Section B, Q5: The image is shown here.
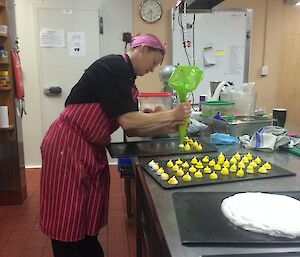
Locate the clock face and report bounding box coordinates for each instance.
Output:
[140,1,162,23]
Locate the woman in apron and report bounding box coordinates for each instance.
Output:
[40,33,191,257]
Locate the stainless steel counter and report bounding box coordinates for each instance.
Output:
[136,140,300,257]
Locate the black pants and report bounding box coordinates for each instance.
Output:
[51,235,104,257]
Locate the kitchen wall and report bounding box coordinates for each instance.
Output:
[15,0,300,167]
[277,5,300,133]
[132,0,299,133]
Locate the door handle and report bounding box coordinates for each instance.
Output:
[44,86,62,96]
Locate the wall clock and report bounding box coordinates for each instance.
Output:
[139,0,162,23]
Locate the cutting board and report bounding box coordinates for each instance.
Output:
[107,137,217,158]
[172,191,300,245]
[202,253,300,257]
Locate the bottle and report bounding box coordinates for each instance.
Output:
[0,45,8,62]
[0,70,9,87]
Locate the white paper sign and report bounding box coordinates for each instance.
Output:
[40,28,65,48]
[68,32,86,57]
[229,46,243,74]
[203,45,216,66]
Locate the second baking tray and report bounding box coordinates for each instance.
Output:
[107,137,217,158]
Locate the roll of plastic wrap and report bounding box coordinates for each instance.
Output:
[0,106,9,128]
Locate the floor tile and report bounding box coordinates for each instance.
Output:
[0,166,137,257]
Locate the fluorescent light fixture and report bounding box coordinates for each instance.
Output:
[176,0,183,7]
[283,0,300,4]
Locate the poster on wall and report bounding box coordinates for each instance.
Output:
[67,32,86,57]
[40,28,65,48]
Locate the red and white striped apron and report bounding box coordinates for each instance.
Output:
[40,87,138,241]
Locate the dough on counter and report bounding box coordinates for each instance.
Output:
[221,192,300,238]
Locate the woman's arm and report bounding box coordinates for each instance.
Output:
[117,101,191,130]
[125,121,182,137]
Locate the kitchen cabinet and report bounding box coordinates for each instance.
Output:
[134,140,300,257]
[0,0,26,205]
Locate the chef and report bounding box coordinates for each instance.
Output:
[39,33,191,257]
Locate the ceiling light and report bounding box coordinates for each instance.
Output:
[283,0,300,4]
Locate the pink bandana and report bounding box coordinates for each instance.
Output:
[130,34,166,54]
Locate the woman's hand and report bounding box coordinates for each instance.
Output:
[172,101,191,121]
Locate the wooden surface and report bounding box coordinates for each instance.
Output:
[277,5,300,133]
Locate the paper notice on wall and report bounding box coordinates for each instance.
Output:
[229,46,243,74]
[40,28,65,48]
[216,50,225,57]
[203,45,216,66]
[68,32,86,57]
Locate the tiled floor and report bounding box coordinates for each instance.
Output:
[0,166,136,257]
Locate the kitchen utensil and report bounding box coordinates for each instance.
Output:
[168,65,204,144]
[173,191,300,245]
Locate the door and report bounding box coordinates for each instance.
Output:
[35,6,100,133]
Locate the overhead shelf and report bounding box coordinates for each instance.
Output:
[0,86,11,91]
[0,125,14,131]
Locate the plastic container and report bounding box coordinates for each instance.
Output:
[201,100,234,118]
[0,25,7,35]
[117,157,134,178]
[0,70,9,87]
[212,115,273,137]
[0,45,8,62]
[138,92,172,113]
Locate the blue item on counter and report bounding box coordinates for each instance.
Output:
[210,133,239,145]
[118,157,134,178]
[213,112,227,122]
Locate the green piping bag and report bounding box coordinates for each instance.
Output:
[168,65,204,144]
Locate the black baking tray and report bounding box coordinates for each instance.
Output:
[172,191,300,245]
[107,137,217,158]
[140,155,295,189]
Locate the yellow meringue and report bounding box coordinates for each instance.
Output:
[168,176,178,185]
[175,159,183,165]
[221,167,229,175]
[238,161,246,169]
[258,166,268,174]
[188,165,197,173]
[167,159,174,168]
[182,172,192,182]
[184,143,191,151]
[236,168,245,177]
[202,156,209,163]
[182,161,190,169]
[194,170,203,178]
[263,162,272,170]
[191,157,198,165]
[254,157,262,165]
[210,172,218,180]
[204,166,212,174]
[208,159,216,167]
[156,167,164,176]
[230,164,237,173]
[214,163,222,171]
[176,168,184,177]
[223,159,230,168]
[195,161,204,169]
[160,173,169,180]
[246,165,254,174]
[196,144,203,151]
